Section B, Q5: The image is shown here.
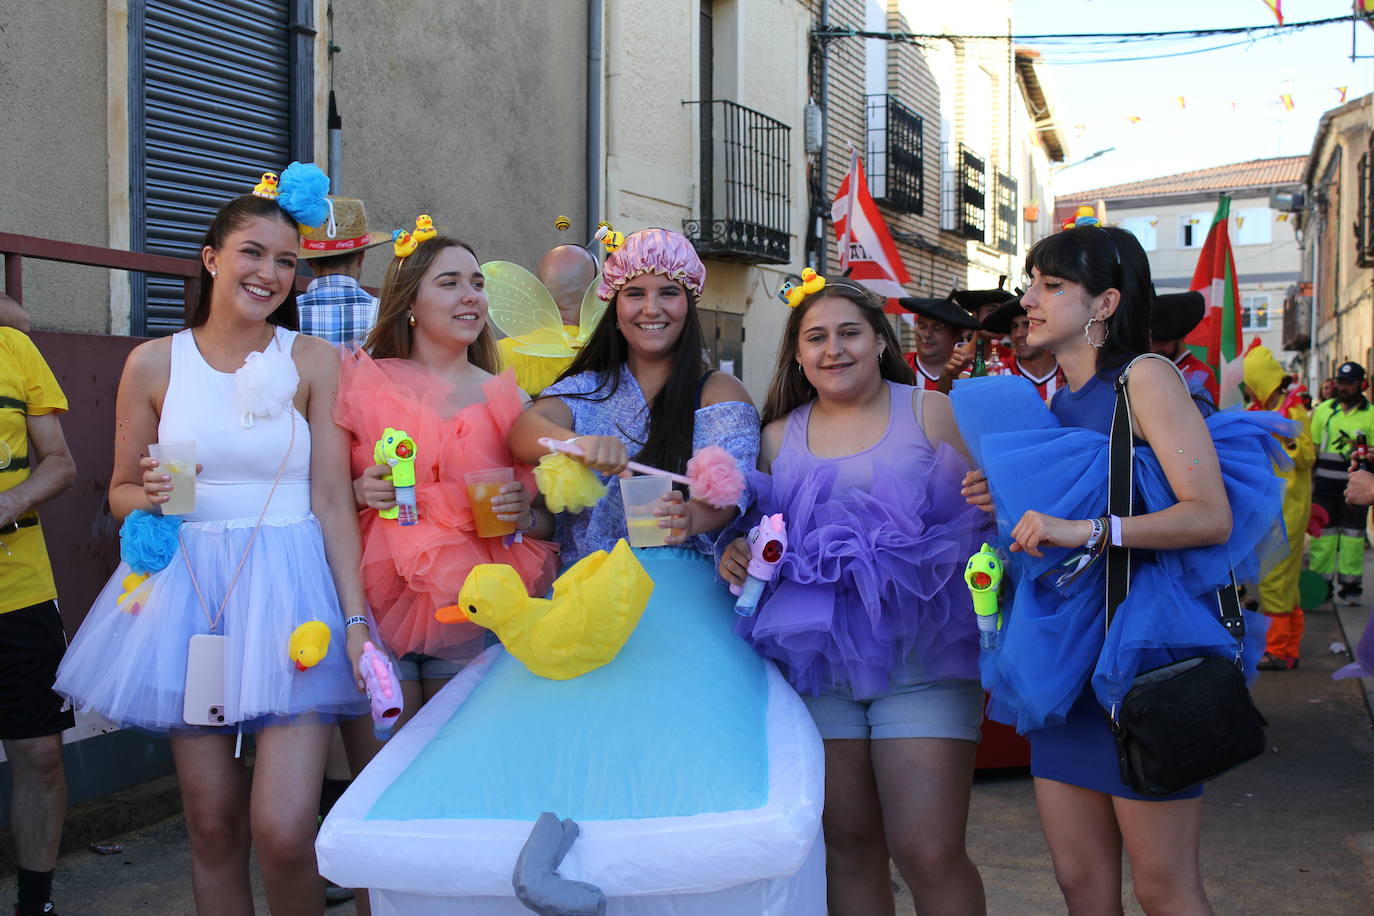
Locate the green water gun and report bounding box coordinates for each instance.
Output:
[374,427,419,525]
[964,542,1004,651]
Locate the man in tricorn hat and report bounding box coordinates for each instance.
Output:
[1148,290,1216,404]
[896,291,984,392]
[951,278,1016,372]
[296,196,394,349]
[981,294,1066,403]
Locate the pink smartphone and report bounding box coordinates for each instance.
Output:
[183,634,228,726]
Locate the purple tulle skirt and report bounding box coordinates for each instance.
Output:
[732,441,991,699]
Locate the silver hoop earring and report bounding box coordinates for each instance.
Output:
[1083,317,1107,350]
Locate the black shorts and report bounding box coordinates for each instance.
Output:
[0,600,75,739]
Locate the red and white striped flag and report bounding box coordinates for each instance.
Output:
[832,148,910,308]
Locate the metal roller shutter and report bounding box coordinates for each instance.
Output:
[130,0,305,336]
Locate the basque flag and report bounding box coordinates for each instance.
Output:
[1184,195,1244,407]
[832,148,910,311]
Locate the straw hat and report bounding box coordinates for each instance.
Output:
[298,197,393,259]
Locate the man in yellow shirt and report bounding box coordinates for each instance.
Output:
[497,245,598,396]
[0,323,77,916]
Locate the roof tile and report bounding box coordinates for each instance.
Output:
[1064,155,1306,202]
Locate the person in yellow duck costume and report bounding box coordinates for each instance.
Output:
[440,538,653,680]
[1244,345,1315,670]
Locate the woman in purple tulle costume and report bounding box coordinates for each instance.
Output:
[720,280,991,915]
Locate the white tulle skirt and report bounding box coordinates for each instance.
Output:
[56,514,367,735]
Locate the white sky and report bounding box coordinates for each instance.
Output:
[1010,0,1374,193]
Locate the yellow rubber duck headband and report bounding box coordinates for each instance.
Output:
[778,268,826,308]
[393,214,438,259]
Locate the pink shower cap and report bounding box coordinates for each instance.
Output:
[596,228,707,301]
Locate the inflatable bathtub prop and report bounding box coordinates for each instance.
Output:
[317,547,825,915]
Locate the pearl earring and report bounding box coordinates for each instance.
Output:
[210,270,218,278]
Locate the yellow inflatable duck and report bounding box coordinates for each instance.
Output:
[782,268,825,308]
[440,539,653,681]
[413,214,437,243]
[393,229,419,259]
[252,171,279,199]
[289,620,332,671]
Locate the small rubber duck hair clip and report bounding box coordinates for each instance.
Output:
[594,221,625,254]
[251,172,280,200]
[1061,205,1100,230]
[392,214,437,259]
[778,268,826,308]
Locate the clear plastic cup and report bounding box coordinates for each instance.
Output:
[465,467,516,538]
[149,441,196,516]
[619,475,671,548]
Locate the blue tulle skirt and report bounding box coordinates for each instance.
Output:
[56,515,368,735]
[951,376,1290,735]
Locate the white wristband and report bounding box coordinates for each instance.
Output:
[345,615,369,629]
[1109,515,1123,548]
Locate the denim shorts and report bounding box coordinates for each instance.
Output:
[802,678,984,742]
[394,652,467,682]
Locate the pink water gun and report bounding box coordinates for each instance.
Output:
[360,641,403,735]
[730,513,787,617]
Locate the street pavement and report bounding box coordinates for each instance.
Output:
[2,606,1371,914]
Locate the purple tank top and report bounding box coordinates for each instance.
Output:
[775,381,929,492]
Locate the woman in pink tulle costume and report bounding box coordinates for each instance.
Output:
[334,230,557,752]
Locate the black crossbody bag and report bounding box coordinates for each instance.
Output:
[1104,356,1268,796]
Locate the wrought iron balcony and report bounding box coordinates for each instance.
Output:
[958,143,987,243]
[865,94,924,214]
[992,169,1018,255]
[683,99,791,265]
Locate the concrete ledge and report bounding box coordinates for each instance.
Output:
[0,773,181,872]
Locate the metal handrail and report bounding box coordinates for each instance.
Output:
[1,232,314,321]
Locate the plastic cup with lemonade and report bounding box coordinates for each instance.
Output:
[149,441,197,515]
[619,475,671,548]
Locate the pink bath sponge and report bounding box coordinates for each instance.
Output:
[686,446,744,509]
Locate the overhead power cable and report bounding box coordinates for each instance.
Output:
[812,14,1351,44]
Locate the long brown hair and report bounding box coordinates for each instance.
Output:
[363,235,499,372]
[552,280,708,476]
[188,194,299,330]
[761,282,915,425]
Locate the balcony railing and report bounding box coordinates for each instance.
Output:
[865,94,924,214]
[992,170,1018,255]
[958,144,987,243]
[683,99,791,265]
[1358,138,1374,268]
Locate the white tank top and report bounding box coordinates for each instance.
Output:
[158,327,312,522]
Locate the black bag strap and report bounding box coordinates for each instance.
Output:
[1105,354,1244,639]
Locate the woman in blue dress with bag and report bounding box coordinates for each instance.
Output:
[955,220,1285,914]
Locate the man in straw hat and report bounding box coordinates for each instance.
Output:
[296,196,393,349]
[1148,290,1216,405]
